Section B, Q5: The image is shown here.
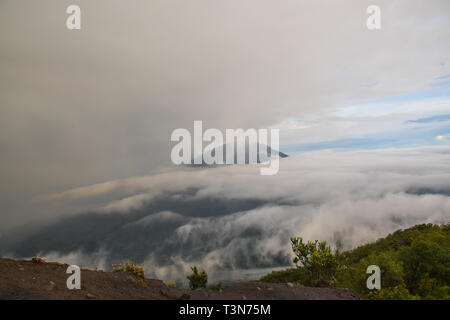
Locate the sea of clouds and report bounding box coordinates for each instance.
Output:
[2,146,449,284]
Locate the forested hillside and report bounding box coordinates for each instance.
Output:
[261,224,450,300]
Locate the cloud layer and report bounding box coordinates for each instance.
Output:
[2,147,450,284]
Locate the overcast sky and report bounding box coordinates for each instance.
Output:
[1,0,449,232]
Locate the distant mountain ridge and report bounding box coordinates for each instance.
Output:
[190,142,288,166]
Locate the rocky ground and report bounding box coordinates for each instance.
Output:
[0,258,359,300]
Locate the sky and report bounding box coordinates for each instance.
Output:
[0,0,450,283]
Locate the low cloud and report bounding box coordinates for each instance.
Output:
[2,146,450,284]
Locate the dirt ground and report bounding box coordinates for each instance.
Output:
[0,258,359,300]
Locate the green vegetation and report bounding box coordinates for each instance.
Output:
[112,261,146,287]
[291,237,340,286]
[165,281,176,288]
[208,281,223,293]
[187,266,208,290]
[31,255,46,264]
[260,267,309,285]
[261,223,450,300]
[112,261,145,278]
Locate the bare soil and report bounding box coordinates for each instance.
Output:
[0,258,359,300]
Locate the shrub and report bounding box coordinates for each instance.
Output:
[112,261,145,279]
[136,278,148,288]
[208,282,223,293]
[187,266,208,290]
[31,255,46,264]
[290,237,339,286]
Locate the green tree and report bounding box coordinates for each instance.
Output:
[290,237,339,286]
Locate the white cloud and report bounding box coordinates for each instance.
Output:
[16,146,450,283]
